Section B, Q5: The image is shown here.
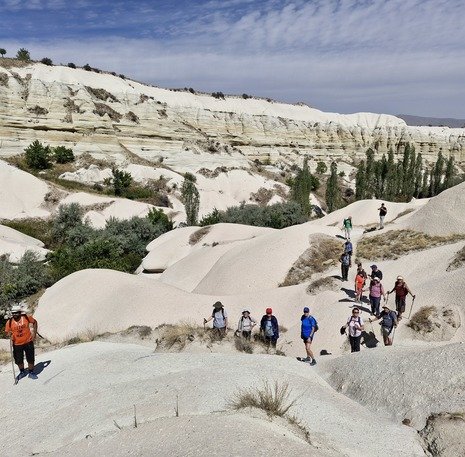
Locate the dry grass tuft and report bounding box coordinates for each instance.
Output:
[357,230,465,260]
[189,226,212,245]
[234,336,254,354]
[447,245,465,271]
[0,57,31,69]
[391,208,415,222]
[64,328,101,345]
[157,321,224,350]
[230,381,297,417]
[407,306,436,332]
[250,187,274,206]
[0,349,11,365]
[93,102,122,122]
[0,72,9,87]
[280,235,341,287]
[306,276,338,295]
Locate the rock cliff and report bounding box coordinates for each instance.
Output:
[1,60,464,169]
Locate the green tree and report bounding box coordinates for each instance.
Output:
[52,203,84,244]
[147,207,173,232]
[16,48,30,61]
[413,153,423,198]
[181,173,200,226]
[0,48,6,58]
[443,156,455,191]
[40,57,53,66]
[355,160,366,199]
[325,162,341,213]
[291,157,313,216]
[405,145,416,200]
[365,148,375,198]
[385,148,396,201]
[432,152,444,195]
[53,145,74,164]
[401,143,411,197]
[428,167,435,197]
[106,168,132,196]
[420,168,429,198]
[24,140,52,169]
[315,161,327,174]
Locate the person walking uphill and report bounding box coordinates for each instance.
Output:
[378,203,387,229]
[301,307,318,365]
[342,216,353,240]
[387,276,415,320]
[343,307,364,352]
[260,308,279,349]
[339,251,351,281]
[367,277,386,317]
[237,309,256,340]
[369,304,397,346]
[5,304,38,380]
[204,301,228,338]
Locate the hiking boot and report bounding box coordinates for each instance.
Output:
[302,357,311,362]
[17,369,28,380]
[310,359,317,366]
[28,370,38,380]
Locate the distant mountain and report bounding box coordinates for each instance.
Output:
[397,114,465,128]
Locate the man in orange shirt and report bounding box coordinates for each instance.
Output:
[5,304,38,380]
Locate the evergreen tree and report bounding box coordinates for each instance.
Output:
[0,48,6,58]
[355,160,366,200]
[405,145,416,200]
[365,148,375,198]
[385,148,396,201]
[291,157,313,216]
[432,152,444,195]
[24,140,52,169]
[181,173,200,226]
[325,162,341,213]
[428,167,435,197]
[420,168,429,198]
[413,153,423,198]
[443,156,455,191]
[401,144,411,197]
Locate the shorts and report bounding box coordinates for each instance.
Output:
[301,335,313,343]
[381,327,393,338]
[13,341,35,366]
[395,296,406,313]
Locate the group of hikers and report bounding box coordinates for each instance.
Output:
[4,202,412,375]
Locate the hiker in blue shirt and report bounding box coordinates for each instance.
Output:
[300,307,318,365]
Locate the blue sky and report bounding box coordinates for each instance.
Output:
[1,0,464,117]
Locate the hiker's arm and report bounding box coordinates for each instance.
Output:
[369,316,379,323]
[407,286,415,297]
[224,317,228,332]
[204,316,213,324]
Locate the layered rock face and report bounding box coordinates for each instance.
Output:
[0,61,464,168]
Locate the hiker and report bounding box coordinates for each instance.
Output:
[344,239,353,258]
[356,262,368,282]
[260,308,279,349]
[343,307,364,352]
[370,264,383,280]
[387,276,415,320]
[369,304,397,346]
[342,216,353,240]
[204,301,228,338]
[378,203,387,229]
[366,277,386,316]
[4,304,38,380]
[339,251,351,281]
[354,268,366,303]
[300,307,317,365]
[237,309,256,340]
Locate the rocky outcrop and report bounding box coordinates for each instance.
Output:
[0,61,464,169]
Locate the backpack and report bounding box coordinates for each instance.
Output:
[8,314,33,327]
[212,308,225,319]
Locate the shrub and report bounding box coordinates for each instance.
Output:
[86,86,119,102]
[229,381,297,417]
[125,111,140,123]
[189,226,211,245]
[16,48,30,61]
[0,251,51,313]
[40,57,53,66]
[28,105,48,116]
[147,208,173,232]
[200,202,306,229]
[316,161,327,174]
[83,64,92,71]
[0,72,8,87]
[104,168,132,196]
[24,140,52,170]
[93,103,122,122]
[67,62,76,69]
[53,145,75,164]
[447,245,465,271]
[52,203,85,244]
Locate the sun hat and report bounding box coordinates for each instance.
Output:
[370,264,377,269]
[303,307,310,313]
[266,308,272,314]
[242,308,250,313]
[373,277,380,282]
[11,305,22,313]
[397,275,404,281]
[213,301,223,309]
[382,304,390,309]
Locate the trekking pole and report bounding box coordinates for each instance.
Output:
[391,327,396,345]
[407,296,416,319]
[9,338,17,385]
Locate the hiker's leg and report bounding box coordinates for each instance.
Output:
[305,340,314,359]
[399,298,406,319]
[349,336,356,352]
[13,344,25,370]
[374,297,380,316]
[354,335,361,352]
[271,339,277,349]
[25,342,35,371]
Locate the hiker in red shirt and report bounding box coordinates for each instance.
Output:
[387,276,415,320]
[5,304,38,379]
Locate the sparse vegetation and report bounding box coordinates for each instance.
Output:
[407,306,436,332]
[230,381,297,418]
[24,140,53,170]
[357,230,465,260]
[125,111,140,123]
[86,86,119,102]
[93,102,122,121]
[408,306,459,336]
[0,72,8,87]
[306,276,338,294]
[16,48,30,61]
[250,187,274,206]
[447,245,465,271]
[40,57,53,66]
[234,336,254,354]
[28,105,48,116]
[280,235,341,286]
[189,226,212,245]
